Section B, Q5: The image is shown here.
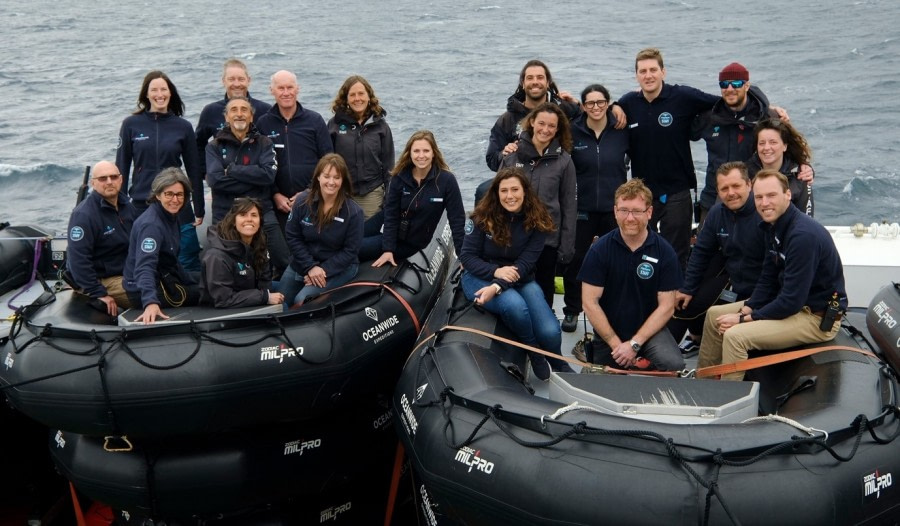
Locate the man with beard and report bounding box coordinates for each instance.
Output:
[667,162,765,351]
[579,178,685,372]
[196,59,272,175]
[697,169,846,381]
[66,160,138,315]
[484,60,581,173]
[206,97,289,275]
[256,70,333,229]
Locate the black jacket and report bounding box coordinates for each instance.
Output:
[205,126,277,222]
[200,226,273,308]
[328,110,395,196]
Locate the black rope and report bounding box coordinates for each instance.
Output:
[96,348,121,437]
[0,362,99,391]
[273,311,335,365]
[115,326,203,370]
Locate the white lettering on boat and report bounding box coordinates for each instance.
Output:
[864,469,893,499]
[3,352,13,370]
[284,438,321,456]
[54,430,65,449]
[872,300,897,330]
[424,246,445,286]
[260,344,304,363]
[362,314,400,342]
[319,501,351,523]
[454,446,495,475]
[372,410,393,430]
[400,393,418,436]
[419,485,438,526]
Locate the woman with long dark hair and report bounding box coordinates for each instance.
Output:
[747,118,815,216]
[116,70,205,271]
[498,101,577,307]
[277,154,364,306]
[200,198,284,308]
[460,167,572,381]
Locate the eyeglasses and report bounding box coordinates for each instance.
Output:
[719,80,746,90]
[162,191,185,200]
[583,100,609,109]
[92,174,122,182]
[615,207,650,218]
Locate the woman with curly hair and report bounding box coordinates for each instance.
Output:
[327,75,395,220]
[200,197,284,308]
[497,101,577,306]
[460,167,573,381]
[747,118,815,216]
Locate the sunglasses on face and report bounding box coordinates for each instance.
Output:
[719,80,746,90]
[93,174,122,182]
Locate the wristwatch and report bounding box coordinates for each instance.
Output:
[630,340,641,352]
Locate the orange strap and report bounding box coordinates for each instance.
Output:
[383,442,405,526]
[332,281,420,334]
[69,482,87,526]
[695,345,878,378]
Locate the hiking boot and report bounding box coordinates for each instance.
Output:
[561,313,578,333]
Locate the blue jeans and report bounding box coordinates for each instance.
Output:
[277,263,359,309]
[461,271,562,358]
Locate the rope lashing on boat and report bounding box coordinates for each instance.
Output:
[331,280,421,334]
[0,328,105,392]
[116,326,203,370]
[741,414,829,440]
[542,402,606,426]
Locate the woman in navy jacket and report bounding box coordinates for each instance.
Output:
[747,118,815,216]
[367,130,465,266]
[328,75,395,220]
[116,70,204,272]
[460,167,572,381]
[277,154,364,307]
[200,198,285,308]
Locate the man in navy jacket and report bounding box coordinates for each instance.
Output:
[66,160,137,315]
[697,169,846,380]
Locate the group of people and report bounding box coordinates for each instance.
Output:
[66,49,845,383]
[66,59,466,325]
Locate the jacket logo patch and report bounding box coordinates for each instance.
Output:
[464,219,474,235]
[658,112,673,127]
[141,238,157,253]
[69,226,84,241]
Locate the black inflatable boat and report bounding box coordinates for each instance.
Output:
[1,221,454,438]
[394,276,900,525]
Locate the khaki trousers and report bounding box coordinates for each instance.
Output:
[697,301,840,381]
[99,276,132,309]
[352,186,385,220]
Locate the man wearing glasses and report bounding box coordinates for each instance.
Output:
[578,178,685,371]
[66,160,138,315]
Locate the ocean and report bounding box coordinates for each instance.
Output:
[2,0,899,235]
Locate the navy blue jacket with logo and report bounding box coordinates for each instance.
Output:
[123,201,194,308]
[205,125,277,222]
[617,83,718,198]
[256,103,333,198]
[578,228,682,340]
[382,166,466,256]
[569,111,629,213]
[459,212,547,291]
[285,191,363,277]
[486,87,581,172]
[199,225,273,308]
[693,86,775,209]
[328,110,395,197]
[746,204,846,320]
[66,191,138,298]
[195,94,272,175]
[116,110,204,218]
[681,196,765,299]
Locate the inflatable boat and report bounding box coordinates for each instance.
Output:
[1,220,454,438]
[393,275,900,525]
[49,394,406,522]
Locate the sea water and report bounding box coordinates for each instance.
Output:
[2,0,899,234]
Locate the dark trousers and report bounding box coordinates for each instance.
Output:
[534,245,559,308]
[650,189,693,274]
[562,211,617,316]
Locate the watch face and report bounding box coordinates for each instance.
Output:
[631,342,640,351]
